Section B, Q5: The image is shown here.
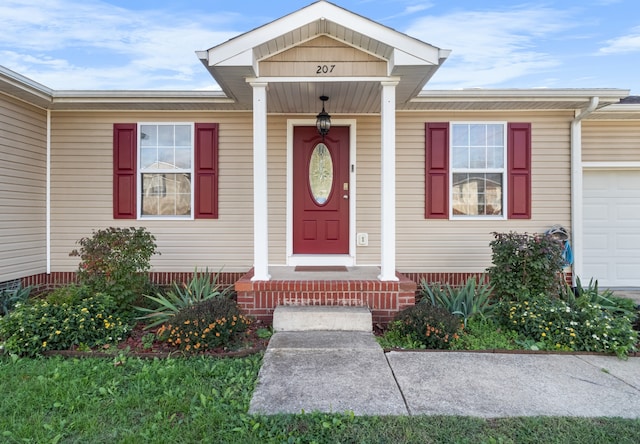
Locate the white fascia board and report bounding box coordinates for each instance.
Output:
[213,49,254,68]
[204,1,446,67]
[392,49,435,67]
[413,89,630,102]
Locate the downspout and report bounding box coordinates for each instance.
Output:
[46,109,51,274]
[570,96,599,286]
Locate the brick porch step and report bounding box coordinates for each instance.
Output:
[273,305,372,332]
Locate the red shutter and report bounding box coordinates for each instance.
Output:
[425,122,449,219]
[507,122,532,219]
[194,123,219,219]
[113,124,137,219]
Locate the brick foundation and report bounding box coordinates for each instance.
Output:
[18,271,245,294]
[235,268,417,326]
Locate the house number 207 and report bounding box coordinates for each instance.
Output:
[316,64,336,74]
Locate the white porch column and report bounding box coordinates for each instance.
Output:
[379,81,399,281]
[251,82,270,281]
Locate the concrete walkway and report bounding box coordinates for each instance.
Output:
[249,331,640,418]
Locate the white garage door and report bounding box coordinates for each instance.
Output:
[583,170,640,287]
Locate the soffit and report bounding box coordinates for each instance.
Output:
[0,66,53,109]
[586,102,640,120]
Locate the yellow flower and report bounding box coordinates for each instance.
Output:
[42,341,47,348]
[55,330,61,335]
[541,332,546,337]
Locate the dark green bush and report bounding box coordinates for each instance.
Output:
[487,231,566,301]
[69,227,158,311]
[391,304,462,349]
[157,298,250,353]
[0,293,130,357]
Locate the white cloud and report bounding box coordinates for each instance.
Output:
[0,0,238,89]
[599,26,640,54]
[381,3,434,21]
[405,6,572,88]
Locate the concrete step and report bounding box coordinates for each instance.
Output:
[272,305,372,332]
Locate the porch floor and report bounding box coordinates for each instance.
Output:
[267,265,381,281]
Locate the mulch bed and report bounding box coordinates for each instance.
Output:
[43,322,270,359]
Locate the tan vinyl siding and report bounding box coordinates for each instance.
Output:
[49,109,575,275]
[266,116,288,263]
[583,121,640,162]
[354,116,382,265]
[0,95,47,281]
[395,111,573,272]
[260,36,387,77]
[50,111,254,273]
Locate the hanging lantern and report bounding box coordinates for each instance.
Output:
[315,95,331,139]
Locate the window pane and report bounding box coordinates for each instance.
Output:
[175,125,191,147]
[158,148,175,168]
[309,143,333,205]
[452,125,468,146]
[175,148,191,169]
[140,125,156,147]
[157,125,174,147]
[469,147,486,168]
[140,147,156,169]
[452,173,503,216]
[469,124,486,146]
[452,146,468,168]
[486,145,504,168]
[486,124,504,146]
[141,173,191,216]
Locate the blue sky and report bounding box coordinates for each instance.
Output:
[1,0,639,94]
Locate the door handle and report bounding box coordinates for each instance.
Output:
[343,194,348,199]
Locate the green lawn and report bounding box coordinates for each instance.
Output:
[1,353,639,443]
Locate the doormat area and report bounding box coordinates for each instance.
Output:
[294,266,348,272]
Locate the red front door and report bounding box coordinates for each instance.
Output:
[293,126,350,254]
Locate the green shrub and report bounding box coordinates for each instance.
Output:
[157,298,250,353]
[419,276,495,326]
[500,294,637,358]
[0,293,130,357]
[0,282,31,316]
[487,231,566,301]
[69,227,158,310]
[450,317,520,351]
[391,304,462,350]
[136,268,231,329]
[45,284,91,306]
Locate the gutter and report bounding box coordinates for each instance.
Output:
[570,96,599,286]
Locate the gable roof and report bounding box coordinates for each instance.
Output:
[197,1,450,113]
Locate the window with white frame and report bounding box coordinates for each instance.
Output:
[451,123,505,217]
[138,123,194,217]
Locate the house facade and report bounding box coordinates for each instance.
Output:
[1,1,639,324]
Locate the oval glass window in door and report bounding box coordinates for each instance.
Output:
[309,142,333,205]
